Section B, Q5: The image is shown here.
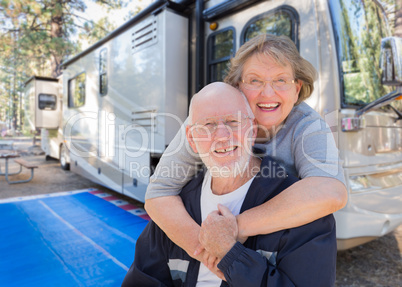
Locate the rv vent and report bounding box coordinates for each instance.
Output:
[132,109,157,130]
[131,17,158,54]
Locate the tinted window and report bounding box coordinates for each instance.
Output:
[68,73,86,108]
[38,94,57,110]
[207,28,235,82]
[329,0,396,108]
[99,48,108,96]
[242,7,299,47]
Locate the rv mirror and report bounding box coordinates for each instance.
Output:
[380,36,402,86]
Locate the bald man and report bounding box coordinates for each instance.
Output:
[122,82,336,287]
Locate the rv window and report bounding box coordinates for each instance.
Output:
[207,27,235,83]
[68,73,86,108]
[38,94,57,110]
[241,6,299,47]
[329,0,397,109]
[99,48,108,96]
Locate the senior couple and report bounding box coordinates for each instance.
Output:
[122,34,347,286]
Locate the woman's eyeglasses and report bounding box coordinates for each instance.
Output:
[241,77,296,91]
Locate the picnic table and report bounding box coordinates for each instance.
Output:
[0,149,38,184]
[0,140,14,150]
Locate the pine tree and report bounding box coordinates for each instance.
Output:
[0,0,127,131]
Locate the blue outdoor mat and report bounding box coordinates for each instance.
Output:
[0,189,149,286]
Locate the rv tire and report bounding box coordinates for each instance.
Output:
[60,144,70,170]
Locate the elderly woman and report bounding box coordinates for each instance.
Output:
[145,34,347,264]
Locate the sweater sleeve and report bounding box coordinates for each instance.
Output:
[218,215,337,287]
[145,118,203,200]
[217,242,296,287]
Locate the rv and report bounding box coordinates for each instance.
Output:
[24,0,402,250]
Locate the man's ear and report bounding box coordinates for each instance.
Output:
[186,125,198,153]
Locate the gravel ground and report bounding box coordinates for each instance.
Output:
[1,138,401,286]
[336,227,402,286]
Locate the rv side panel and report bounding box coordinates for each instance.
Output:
[62,7,189,202]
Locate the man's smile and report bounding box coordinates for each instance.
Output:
[214,146,238,154]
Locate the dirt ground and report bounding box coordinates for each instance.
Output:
[0,138,141,206]
[1,138,401,286]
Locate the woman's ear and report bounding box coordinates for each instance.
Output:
[294,80,303,104]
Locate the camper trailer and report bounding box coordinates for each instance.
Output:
[24,0,402,250]
[23,76,67,168]
[24,76,61,131]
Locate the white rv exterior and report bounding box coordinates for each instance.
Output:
[60,7,189,201]
[25,0,402,250]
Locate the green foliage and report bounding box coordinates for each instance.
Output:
[79,16,117,44]
[0,0,134,131]
[339,0,394,106]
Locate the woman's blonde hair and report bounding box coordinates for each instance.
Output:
[224,34,317,105]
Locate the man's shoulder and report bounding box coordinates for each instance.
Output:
[179,170,205,211]
[256,156,298,185]
[241,156,299,210]
[180,170,204,193]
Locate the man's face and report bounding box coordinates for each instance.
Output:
[187,83,257,177]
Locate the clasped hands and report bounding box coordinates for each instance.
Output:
[194,204,247,280]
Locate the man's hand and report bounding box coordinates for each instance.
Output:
[193,243,225,280]
[199,204,238,260]
[200,250,226,281]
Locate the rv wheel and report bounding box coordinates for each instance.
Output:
[60,144,70,170]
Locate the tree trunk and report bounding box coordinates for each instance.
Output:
[12,30,18,131]
[50,1,64,77]
[396,0,402,37]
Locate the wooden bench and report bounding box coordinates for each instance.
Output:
[6,158,38,184]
